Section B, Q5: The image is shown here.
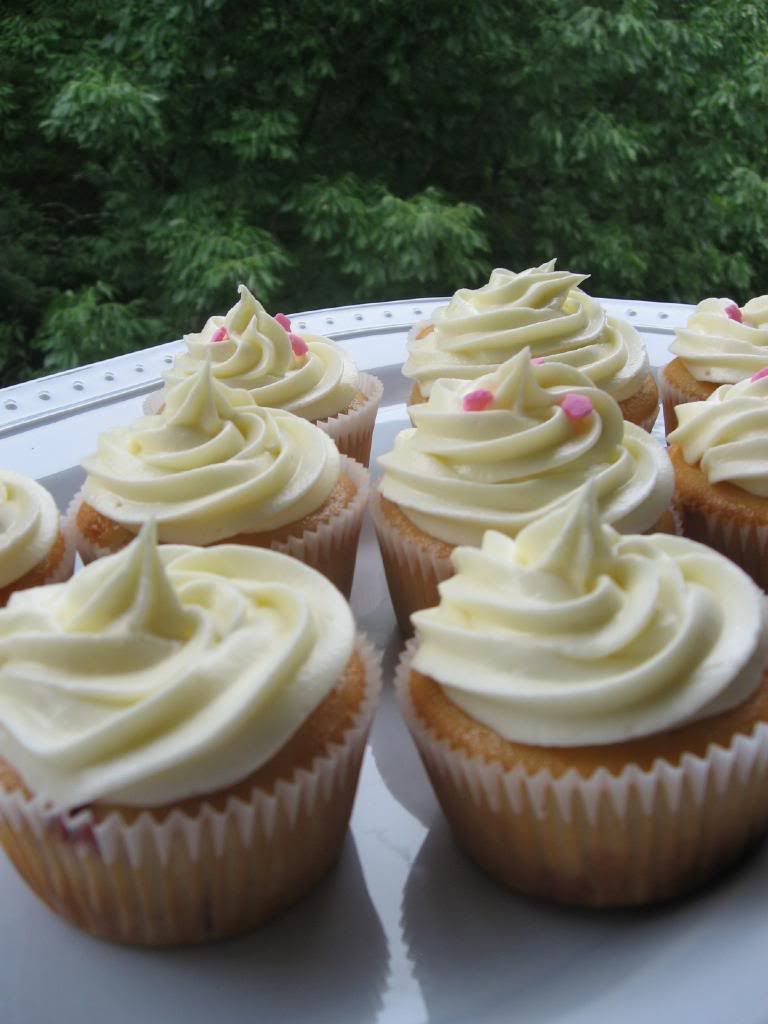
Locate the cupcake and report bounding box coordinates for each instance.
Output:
[0,470,74,606]
[159,285,382,465]
[0,523,382,945]
[667,370,768,590]
[372,349,674,633]
[67,361,369,597]
[661,294,768,431]
[404,261,659,431]
[397,484,768,907]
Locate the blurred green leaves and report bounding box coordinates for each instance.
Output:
[2,0,768,383]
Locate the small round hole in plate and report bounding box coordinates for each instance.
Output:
[73,381,84,391]
[354,314,364,321]
[383,311,392,318]
[135,364,144,372]
[413,309,422,316]
[104,372,115,381]
[658,312,669,319]
[297,322,307,330]
[627,310,637,317]
[38,391,51,401]
[4,400,17,411]
[325,317,334,325]
[164,355,174,364]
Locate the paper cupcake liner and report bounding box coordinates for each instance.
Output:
[144,374,383,468]
[47,527,77,584]
[395,642,768,907]
[64,456,370,598]
[658,370,690,434]
[675,501,768,592]
[369,491,453,636]
[0,635,383,946]
[634,404,660,434]
[316,372,383,467]
[268,456,370,598]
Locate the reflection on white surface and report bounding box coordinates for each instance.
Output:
[0,830,389,1024]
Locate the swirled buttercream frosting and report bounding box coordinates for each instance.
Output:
[0,523,355,808]
[379,349,672,545]
[670,295,768,384]
[411,484,768,746]
[166,285,358,420]
[81,361,340,544]
[0,472,60,589]
[403,260,649,401]
[668,373,768,495]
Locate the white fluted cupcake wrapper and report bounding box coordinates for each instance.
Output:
[394,641,768,907]
[0,635,382,946]
[316,372,383,466]
[268,456,370,597]
[675,502,768,593]
[634,403,660,433]
[63,456,370,598]
[48,527,77,584]
[659,369,690,434]
[369,490,453,636]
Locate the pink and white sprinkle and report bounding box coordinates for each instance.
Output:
[290,333,309,358]
[462,389,494,412]
[561,393,593,420]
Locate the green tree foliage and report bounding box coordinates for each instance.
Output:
[2,0,768,383]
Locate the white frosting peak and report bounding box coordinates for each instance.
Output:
[404,261,649,401]
[670,295,768,383]
[0,529,355,809]
[0,472,61,589]
[379,350,672,545]
[516,482,617,591]
[81,361,340,544]
[669,374,768,496]
[412,489,768,747]
[166,285,359,420]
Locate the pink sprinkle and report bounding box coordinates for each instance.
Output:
[531,356,546,365]
[560,393,594,420]
[290,332,308,358]
[725,303,743,323]
[275,312,292,331]
[462,388,494,412]
[211,326,228,343]
[751,367,768,382]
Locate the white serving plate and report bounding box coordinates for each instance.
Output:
[3,297,767,1024]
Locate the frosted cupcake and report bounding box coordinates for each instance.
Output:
[404,261,659,431]
[0,470,74,606]
[372,349,674,632]
[668,370,768,590]
[661,294,768,430]
[397,484,768,907]
[0,523,381,945]
[68,362,369,596]
[159,285,382,464]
